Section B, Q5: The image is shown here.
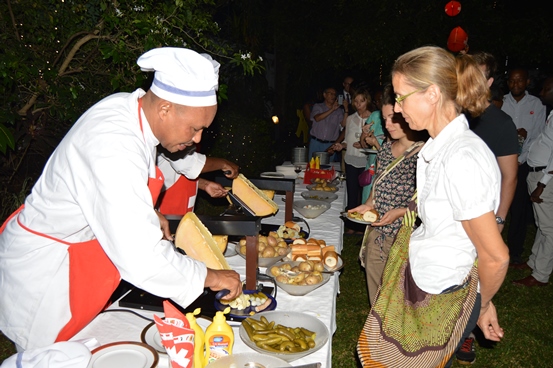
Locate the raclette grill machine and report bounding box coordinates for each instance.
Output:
[117,176,296,318]
[169,176,296,290]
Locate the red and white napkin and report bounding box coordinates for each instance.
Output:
[154,300,195,368]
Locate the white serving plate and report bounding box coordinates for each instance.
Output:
[87,341,158,368]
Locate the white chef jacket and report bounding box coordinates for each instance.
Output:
[527,110,553,185]
[157,151,206,190]
[501,91,546,164]
[0,89,208,350]
[410,115,501,294]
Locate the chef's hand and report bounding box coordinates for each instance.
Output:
[221,160,239,179]
[201,179,229,198]
[204,269,242,300]
[352,141,362,149]
[155,210,173,241]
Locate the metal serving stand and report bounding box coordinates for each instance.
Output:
[175,176,296,290]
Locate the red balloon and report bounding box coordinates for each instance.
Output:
[445,1,461,17]
[447,26,468,52]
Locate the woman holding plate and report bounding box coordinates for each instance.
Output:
[357,46,509,368]
[349,84,426,304]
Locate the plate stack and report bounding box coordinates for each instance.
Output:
[292,147,308,166]
[275,164,297,178]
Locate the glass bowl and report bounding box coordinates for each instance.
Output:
[293,200,330,219]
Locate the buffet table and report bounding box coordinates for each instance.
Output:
[72,162,346,367]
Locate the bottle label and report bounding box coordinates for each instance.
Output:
[207,335,231,363]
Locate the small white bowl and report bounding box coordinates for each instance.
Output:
[239,310,330,362]
[293,200,330,219]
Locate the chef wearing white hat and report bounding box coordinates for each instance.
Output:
[0,47,242,351]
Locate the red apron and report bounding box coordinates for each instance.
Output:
[0,97,164,342]
[157,175,199,215]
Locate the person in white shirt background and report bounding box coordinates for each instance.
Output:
[513,76,553,287]
[501,68,547,266]
[0,47,243,353]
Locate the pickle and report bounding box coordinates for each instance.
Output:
[276,328,296,341]
[279,341,295,352]
[294,338,308,350]
[242,320,255,340]
[257,342,282,353]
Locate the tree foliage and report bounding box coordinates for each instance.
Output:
[0,0,262,185]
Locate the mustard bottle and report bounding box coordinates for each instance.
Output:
[315,156,320,169]
[204,307,233,366]
[186,308,205,368]
[309,157,315,169]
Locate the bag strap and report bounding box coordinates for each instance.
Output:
[370,141,424,199]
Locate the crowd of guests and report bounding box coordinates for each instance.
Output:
[301,47,553,366]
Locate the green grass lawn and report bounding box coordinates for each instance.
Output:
[2,221,552,367]
[333,223,553,368]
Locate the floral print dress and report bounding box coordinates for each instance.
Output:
[372,141,418,238]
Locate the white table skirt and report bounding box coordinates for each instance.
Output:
[73,162,346,368]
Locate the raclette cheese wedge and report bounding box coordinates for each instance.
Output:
[212,235,228,254]
[174,213,231,270]
[232,174,279,216]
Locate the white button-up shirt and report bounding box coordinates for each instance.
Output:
[502,91,546,164]
[410,115,500,294]
[527,110,553,185]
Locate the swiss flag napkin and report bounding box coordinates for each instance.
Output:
[154,301,195,368]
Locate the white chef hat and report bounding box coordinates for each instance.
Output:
[137,47,220,107]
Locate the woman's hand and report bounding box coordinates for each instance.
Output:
[477,301,504,342]
[371,208,406,227]
[349,203,374,214]
[364,130,379,147]
[352,141,362,149]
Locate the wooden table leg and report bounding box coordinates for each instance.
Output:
[245,235,258,290]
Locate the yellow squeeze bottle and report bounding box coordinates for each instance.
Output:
[309,157,315,169]
[204,307,234,366]
[315,156,320,169]
[186,308,205,368]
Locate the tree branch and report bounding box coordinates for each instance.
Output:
[58,32,103,76]
[7,0,20,40]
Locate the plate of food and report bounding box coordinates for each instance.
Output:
[341,210,379,225]
[306,183,338,192]
[214,289,276,320]
[260,221,309,243]
[235,234,291,267]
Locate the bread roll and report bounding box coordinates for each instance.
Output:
[324,250,339,268]
[232,174,279,216]
[285,221,301,232]
[363,209,380,222]
[174,213,231,270]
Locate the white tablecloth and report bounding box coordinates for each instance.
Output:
[73,162,346,367]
